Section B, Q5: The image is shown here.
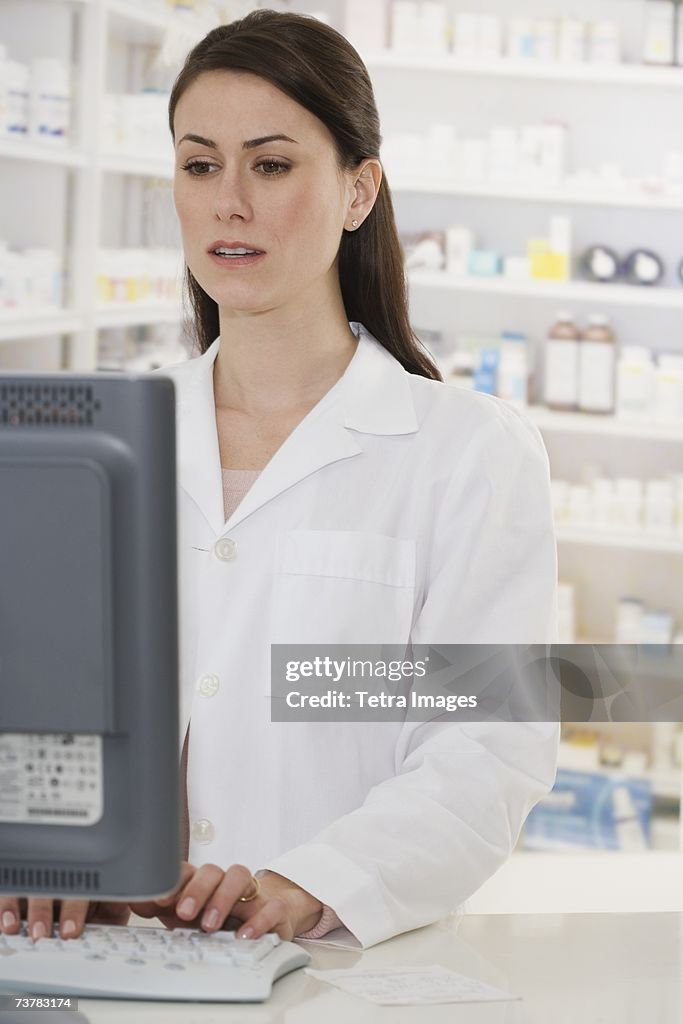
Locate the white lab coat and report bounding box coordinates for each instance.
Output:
[160,321,559,949]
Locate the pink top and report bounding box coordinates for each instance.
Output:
[180,469,342,940]
[221,468,261,521]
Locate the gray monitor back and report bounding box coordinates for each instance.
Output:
[0,374,179,900]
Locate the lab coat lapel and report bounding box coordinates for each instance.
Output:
[172,323,419,536]
[222,324,419,532]
[173,337,225,536]
[221,389,361,532]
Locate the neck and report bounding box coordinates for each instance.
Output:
[213,296,358,418]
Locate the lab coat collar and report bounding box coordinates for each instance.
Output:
[172,322,419,535]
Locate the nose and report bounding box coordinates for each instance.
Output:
[212,168,253,222]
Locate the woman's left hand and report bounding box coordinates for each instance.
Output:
[130,862,323,941]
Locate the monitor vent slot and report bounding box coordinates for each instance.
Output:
[0,383,102,427]
[0,865,100,893]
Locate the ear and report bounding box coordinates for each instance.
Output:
[344,159,383,232]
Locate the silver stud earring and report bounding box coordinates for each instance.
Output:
[352,219,359,227]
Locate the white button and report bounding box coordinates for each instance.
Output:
[214,538,237,561]
[191,818,214,844]
[196,674,220,698]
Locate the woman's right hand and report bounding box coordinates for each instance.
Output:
[0,895,130,940]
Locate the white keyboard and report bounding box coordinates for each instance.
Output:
[0,922,311,1002]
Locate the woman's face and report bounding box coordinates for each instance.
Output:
[173,70,356,318]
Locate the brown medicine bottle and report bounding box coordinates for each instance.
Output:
[578,314,616,414]
[544,312,580,411]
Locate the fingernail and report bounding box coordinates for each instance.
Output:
[1,911,16,931]
[62,920,76,937]
[202,908,219,930]
[31,921,47,941]
[177,898,196,919]
[239,926,254,940]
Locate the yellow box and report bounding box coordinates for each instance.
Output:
[530,252,569,281]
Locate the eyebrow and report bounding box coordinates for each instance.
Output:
[176,132,299,150]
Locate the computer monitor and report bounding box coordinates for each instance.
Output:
[0,373,180,901]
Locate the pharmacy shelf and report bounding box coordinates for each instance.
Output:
[527,406,683,443]
[391,177,683,212]
[100,151,173,179]
[555,525,683,555]
[0,308,84,342]
[0,137,86,169]
[364,50,683,91]
[408,269,683,310]
[554,760,682,801]
[556,763,682,802]
[0,305,183,344]
[95,301,183,328]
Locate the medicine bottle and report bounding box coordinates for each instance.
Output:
[644,480,676,535]
[447,351,475,390]
[643,0,676,64]
[6,60,29,136]
[544,312,580,411]
[578,314,615,413]
[616,346,655,419]
[615,597,643,644]
[654,354,683,421]
[497,332,528,408]
[28,58,71,145]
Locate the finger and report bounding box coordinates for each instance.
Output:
[174,863,226,923]
[236,897,292,942]
[58,900,91,940]
[0,898,23,935]
[26,898,55,941]
[197,864,259,933]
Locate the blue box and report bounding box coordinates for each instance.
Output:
[473,348,500,395]
[469,250,502,277]
[523,769,652,852]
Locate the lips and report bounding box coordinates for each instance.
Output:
[208,240,265,254]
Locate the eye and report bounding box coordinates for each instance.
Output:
[180,159,217,176]
[255,159,289,176]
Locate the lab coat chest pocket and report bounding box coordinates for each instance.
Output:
[271,530,416,644]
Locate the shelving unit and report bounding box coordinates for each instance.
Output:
[364,49,683,90]
[0,137,86,167]
[527,406,683,443]
[100,152,173,179]
[95,301,182,329]
[0,308,84,342]
[0,0,186,364]
[365,1,683,915]
[392,177,683,212]
[555,526,683,555]
[408,270,683,310]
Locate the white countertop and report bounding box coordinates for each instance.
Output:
[72,912,683,1023]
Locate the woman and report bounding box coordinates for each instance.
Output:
[2,9,558,949]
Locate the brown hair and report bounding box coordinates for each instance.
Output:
[168,8,441,381]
